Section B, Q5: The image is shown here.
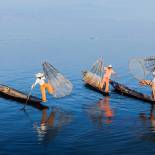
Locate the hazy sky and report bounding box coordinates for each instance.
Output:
[0,0,155,20]
[0,0,155,69]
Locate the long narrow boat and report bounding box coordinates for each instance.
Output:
[0,84,48,110]
[110,80,155,103]
[84,83,110,96]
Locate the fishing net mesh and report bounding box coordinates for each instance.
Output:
[144,56,155,72]
[83,58,104,88]
[42,62,73,98]
[129,56,155,80]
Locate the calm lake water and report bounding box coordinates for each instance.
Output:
[0,0,155,155]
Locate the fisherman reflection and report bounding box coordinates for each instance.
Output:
[88,97,114,128]
[139,104,155,132]
[138,104,155,142]
[34,107,72,144]
[98,97,114,124]
[150,104,155,131]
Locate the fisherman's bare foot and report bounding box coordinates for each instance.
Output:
[42,100,47,103]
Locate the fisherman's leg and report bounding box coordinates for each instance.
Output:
[40,85,47,102]
[105,79,109,93]
[46,83,55,94]
[100,78,106,89]
[152,89,155,100]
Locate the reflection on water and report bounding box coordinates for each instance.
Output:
[86,97,114,128]
[139,104,155,132]
[150,105,155,131]
[139,104,155,142]
[33,107,72,145]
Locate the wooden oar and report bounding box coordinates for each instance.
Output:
[21,87,33,110]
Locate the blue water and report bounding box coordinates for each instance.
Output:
[1,0,155,154]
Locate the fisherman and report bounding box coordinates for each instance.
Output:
[139,70,155,100]
[31,72,54,102]
[99,65,116,93]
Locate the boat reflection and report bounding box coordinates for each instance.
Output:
[34,107,72,144]
[86,97,114,128]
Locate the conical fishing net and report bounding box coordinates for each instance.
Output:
[144,56,155,72]
[42,62,73,98]
[129,56,155,80]
[83,58,104,88]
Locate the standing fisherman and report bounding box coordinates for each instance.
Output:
[99,65,116,93]
[31,73,55,102]
[139,71,155,100]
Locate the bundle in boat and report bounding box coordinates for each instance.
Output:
[42,62,73,98]
[83,58,104,88]
[83,71,102,88]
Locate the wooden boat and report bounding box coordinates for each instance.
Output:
[84,83,110,96]
[0,84,48,110]
[110,80,155,103]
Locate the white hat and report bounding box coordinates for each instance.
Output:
[36,73,44,78]
[108,65,112,68]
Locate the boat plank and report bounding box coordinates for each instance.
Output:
[0,84,48,110]
[110,80,155,103]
